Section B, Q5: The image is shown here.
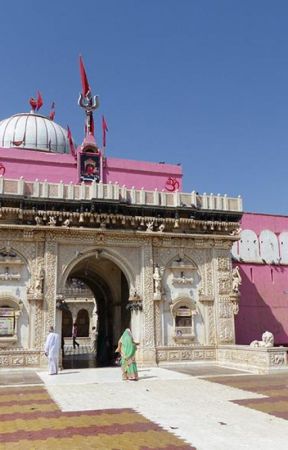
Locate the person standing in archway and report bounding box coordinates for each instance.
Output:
[72,323,80,349]
[115,329,138,381]
[44,326,60,375]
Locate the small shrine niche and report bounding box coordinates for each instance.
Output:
[0,248,24,281]
[79,152,101,183]
[170,260,197,286]
[0,294,23,347]
[170,297,197,343]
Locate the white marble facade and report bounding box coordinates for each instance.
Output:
[0,225,241,368]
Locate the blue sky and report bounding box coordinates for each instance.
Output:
[0,1,287,214]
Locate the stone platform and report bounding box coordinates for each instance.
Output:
[1,364,288,449]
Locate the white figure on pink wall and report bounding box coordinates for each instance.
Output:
[237,229,260,262]
[279,232,288,264]
[259,230,279,264]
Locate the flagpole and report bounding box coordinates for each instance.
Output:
[102,115,108,159]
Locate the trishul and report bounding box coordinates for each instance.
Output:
[78,90,100,135]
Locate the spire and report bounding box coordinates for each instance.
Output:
[78,56,99,141]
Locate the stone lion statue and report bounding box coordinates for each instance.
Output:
[250,331,274,348]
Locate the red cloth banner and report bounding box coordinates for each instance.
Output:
[79,56,90,96]
[36,91,43,111]
[67,126,76,158]
[102,115,108,147]
[29,97,37,110]
[49,102,55,121]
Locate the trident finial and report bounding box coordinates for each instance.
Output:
[78,56,99,137]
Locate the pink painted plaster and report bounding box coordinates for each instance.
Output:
[0,147,183,191]
[0,147,78,183]
[241,212,288,235]
[235,212,288,346]
[103,157,182,191]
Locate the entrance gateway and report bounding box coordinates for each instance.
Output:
[0,177,243,368]
[61,253,130,367]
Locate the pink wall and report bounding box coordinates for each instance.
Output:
[241,212,288,235]
[235,212,288,346]
[0,148,78,183]
[0,148,183,191]
[104,157,182,191]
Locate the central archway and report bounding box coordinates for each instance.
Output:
[61,254,130,368]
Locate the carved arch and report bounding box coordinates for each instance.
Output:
[0,291,22,309]
[58,247,136,294]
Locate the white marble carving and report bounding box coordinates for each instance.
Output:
[232,266,242,293]
[250,331,274,348]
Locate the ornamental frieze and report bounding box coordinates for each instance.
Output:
[218,320,234,343]
[218,276,232,294]
[218,298,233,318]
[217,257,231,272]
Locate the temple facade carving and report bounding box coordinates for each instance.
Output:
[0,199,240,367]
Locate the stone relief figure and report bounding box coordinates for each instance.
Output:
[48,216,56,226]
[230,227,242,236]
[35,267,45,294]
[63,218,71,227]
[231,300,239,315]
[146,221,154,232]
[250,331,274,348]
[35,215,42,225]
[232,266,242,293]
[158,223,165,232]
[153,265,163,300]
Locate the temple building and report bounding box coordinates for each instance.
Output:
[0,59,286,372]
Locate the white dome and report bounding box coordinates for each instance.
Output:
[0,113,70,153]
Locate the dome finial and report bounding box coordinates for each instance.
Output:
[29,91,43,114]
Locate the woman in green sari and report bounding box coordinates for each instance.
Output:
[116,329,138,381]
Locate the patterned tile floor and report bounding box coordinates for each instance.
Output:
[203,373,288,421]
[0,386,195,450]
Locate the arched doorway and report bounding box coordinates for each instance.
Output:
[61,254,130,368]
[76,309,89,337]
[62,309,73,337]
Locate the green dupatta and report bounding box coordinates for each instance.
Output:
[120,329,136,359]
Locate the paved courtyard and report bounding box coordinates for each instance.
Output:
[0,364,288,449]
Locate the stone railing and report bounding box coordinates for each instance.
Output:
[217,345,288,374]
[63,288,94,299]
[0,176,243,212]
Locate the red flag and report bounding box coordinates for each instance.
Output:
[49,102,55,121]
[79,55,90,96]
[67,126,76,158]
[67,125,72,142]
[29,97,37,111]
[36,91,43,111]
[49,110,55,121]
[102,115,108,147]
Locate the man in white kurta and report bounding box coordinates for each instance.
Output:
[44,326,61,375]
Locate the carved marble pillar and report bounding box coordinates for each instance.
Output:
[44,238,58,340]
[127,292,143,344]
[198,294,215,345]
[216,255,236,344]
[138,241,156,365]
[154,298,162,347]
[28,297,43,349]
[27,240,45,350]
